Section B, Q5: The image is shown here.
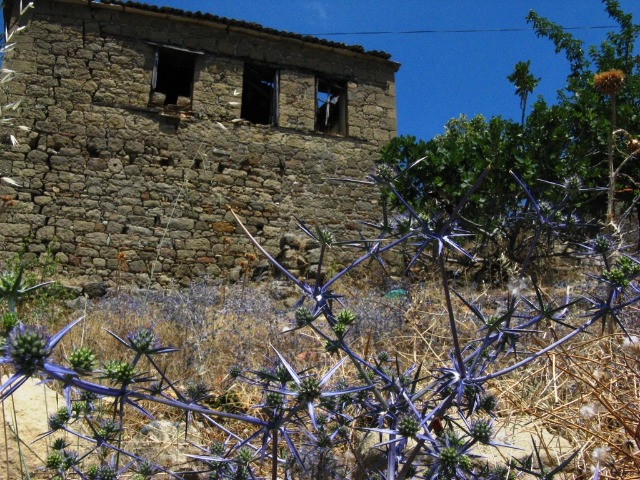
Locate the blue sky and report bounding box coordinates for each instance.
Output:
[129,2,637,140]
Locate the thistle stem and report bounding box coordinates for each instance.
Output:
[438,254,466,378]
[476,313,599,382]
[271,428,278,480]
[606,94,617,225]
[307,321,390,410]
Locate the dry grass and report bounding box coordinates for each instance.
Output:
[498,330,640,479]
[6,264,639,478]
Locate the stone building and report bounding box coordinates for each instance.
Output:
[0,0,399,287]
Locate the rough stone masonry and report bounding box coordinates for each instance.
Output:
[0,0,399,288]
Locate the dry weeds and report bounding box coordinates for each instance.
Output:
[3,266,639,479]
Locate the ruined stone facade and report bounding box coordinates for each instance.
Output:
[0,0,398,287]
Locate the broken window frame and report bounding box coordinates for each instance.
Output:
[241,63,279,126]
[315,77,347,136]
[148,43,203,113]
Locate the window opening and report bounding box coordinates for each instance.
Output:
[150,47,197,110]
[241,64,278,125]
[315,78,347,135]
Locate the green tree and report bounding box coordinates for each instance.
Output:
[526,1,640,226]
[507,60,540,126]
[380,0,640,261]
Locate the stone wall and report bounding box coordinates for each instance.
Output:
[0,0,398,287]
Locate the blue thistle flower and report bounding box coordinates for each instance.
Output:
[94,464,118,480]
[0,318,83,400]
[48,406,70,431]
[4,324,50,373]
[67,346,96,373]
[102,360,136,385]
[470,419,492,443]
[45,451,64,470]
[105,327,178,355]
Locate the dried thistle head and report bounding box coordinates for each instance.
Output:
[594,69,625,96]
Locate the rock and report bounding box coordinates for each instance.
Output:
[280,233,307,251]
[269,280,296,300]
[65,295,88,311]
[83,281,107,298]
[474,416,574,472]
[124,419,202,469]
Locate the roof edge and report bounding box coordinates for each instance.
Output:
[84,0,398,68]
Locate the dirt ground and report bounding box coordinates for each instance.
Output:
[0,375,57,479]
[0,375,575,479]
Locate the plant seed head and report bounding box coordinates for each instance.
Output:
[48,407,70,431]
[51,438,69,451]
[68,346,96,373]
[594,69,625,95]
[210,441,226,456]
[235,447,253,465]
[96,419,121,440]
[229,364,243,378]
[602,268,630,288]
[265,391,284,408]
[294,307,314,326]
[0,312,18,337]
[440,446,460,468]
[337,309,356,326]
[564,175,582,196]
[376,350,389,362]
[471,419,492,443]
[398,415,420,438]
[135,460,156,478]
[332,321,347,337]
[128,328,157,353]
[95,465,118,480]
[297,377,321,403]
[274,364,292,383]
[6,324,50,373]
[325,340,340,354]
[318,228,334,247]
[376,164,395,182]
[593,234,613,254]
[185,381,210,403]
[103,360,136,384]
[85,465,99,480]
[480,394,497,413]
[46,452,64,470]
